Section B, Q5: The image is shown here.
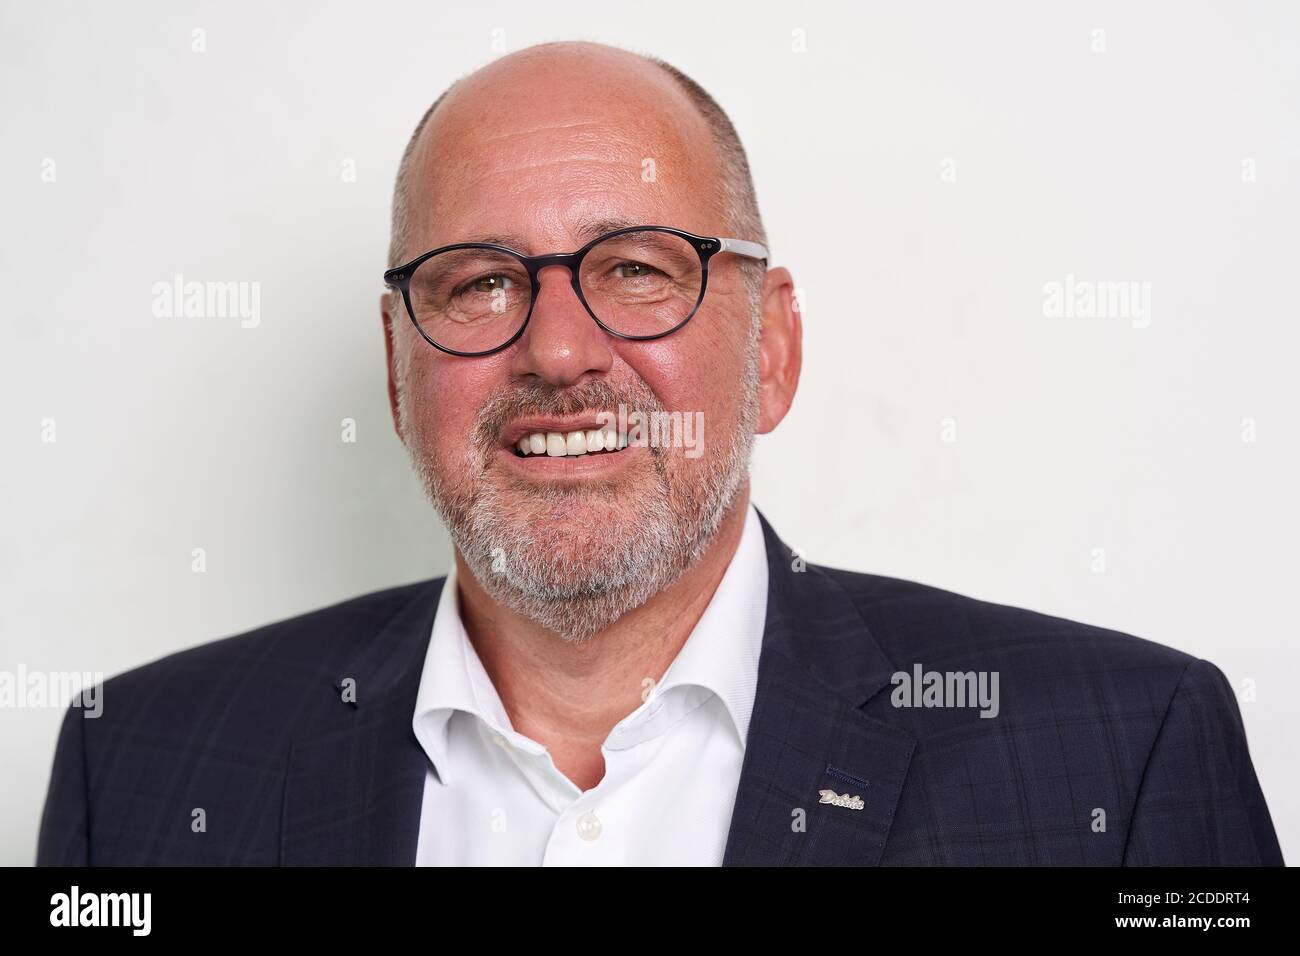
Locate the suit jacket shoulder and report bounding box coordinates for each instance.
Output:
[36,578,444,865]
[95,578,440,722]
[822,563,1198,690]
[789,563,1283,865]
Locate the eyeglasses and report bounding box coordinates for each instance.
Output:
[383,225,769,357]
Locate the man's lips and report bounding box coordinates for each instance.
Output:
[499,415,616,448]
[494,436,639,477]
[497,412,638,461]
[488,412,645,473]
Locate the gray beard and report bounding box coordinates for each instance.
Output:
[402,334,760,644]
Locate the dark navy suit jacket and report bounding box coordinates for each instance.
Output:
[37,512,1283,865]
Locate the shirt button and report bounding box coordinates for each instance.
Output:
[576,811,602,841]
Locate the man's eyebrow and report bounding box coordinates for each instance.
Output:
[460,217,648,254]
[460,232,531,250]
[570,216,645,244]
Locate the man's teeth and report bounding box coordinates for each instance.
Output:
[514,428,626,457]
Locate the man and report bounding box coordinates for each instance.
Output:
[38,42,1282,866]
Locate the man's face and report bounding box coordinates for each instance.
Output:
[385,51,763,641]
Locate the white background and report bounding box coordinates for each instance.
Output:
[2,0,1296,865]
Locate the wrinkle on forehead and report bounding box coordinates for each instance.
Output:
[450,149,637,184]
[476,120,612,144]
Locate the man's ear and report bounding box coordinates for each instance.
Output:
[755,266,801,434]
[381,294,405,444]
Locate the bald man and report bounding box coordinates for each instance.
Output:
[38,42,1282,866]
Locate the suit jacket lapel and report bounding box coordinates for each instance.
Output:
[280,579,444,865]
[723,511,915,865]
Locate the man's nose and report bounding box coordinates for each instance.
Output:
[510,264,614,385]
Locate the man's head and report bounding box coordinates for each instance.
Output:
[382,41,800,642]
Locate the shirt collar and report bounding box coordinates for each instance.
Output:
[410,561,513,788]
[645,502,767,745]
[411,502,768,787]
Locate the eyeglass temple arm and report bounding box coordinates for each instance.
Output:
[716,237,769,264]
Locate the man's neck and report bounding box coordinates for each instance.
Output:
[452,489,752,790]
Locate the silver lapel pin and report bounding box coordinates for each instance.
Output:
[818,788,865,810]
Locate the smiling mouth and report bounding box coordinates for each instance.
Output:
[512,428,629,459]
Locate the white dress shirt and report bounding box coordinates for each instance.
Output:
[411,503,768,866]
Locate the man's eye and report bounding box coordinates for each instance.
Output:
[464,274,514,294]
[613,261,659,279]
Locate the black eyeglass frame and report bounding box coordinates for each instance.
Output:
[383,224,769,357]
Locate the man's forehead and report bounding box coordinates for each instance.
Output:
[403,48,721,245]
[422,93,705,182]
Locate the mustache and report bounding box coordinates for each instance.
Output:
[471,378,664,450]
